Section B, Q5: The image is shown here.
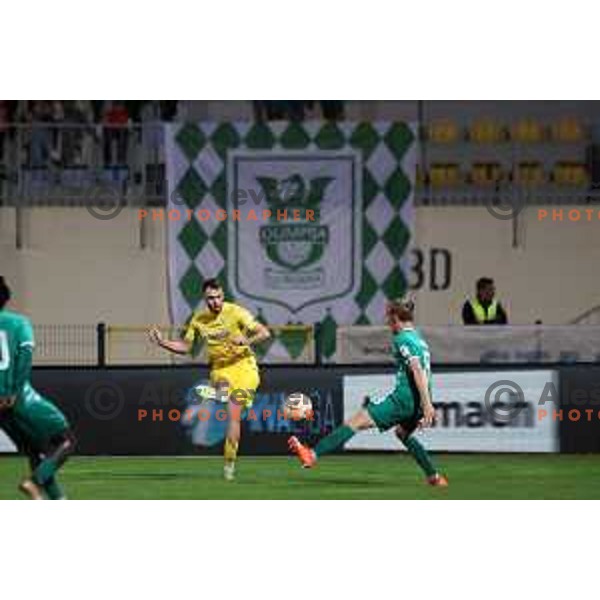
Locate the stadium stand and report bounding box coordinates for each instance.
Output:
[0,100,597,208]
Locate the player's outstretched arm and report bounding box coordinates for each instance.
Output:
[410,358,435,428]
[148,326,191,355]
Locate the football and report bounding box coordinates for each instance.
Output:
[283,392,313,420]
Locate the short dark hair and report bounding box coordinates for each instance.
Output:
[0,276,11,310]
[476,277,494,291]
[202,278,222,293]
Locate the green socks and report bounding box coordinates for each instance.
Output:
[315,425,355,457]
[403,435,437,477]
[312,425,437,478]
[44,478,65,500]
[33,457,58,486]
[33,459,66,499]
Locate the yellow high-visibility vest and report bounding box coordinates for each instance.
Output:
[470,299,498,324]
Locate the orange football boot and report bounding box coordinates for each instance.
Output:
[426,473,449,487]
[288,436,316,468]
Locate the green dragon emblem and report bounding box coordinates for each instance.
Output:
[256,174,333,270]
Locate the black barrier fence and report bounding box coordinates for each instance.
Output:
[28,366,344,455]
[558,366,600,453]
[0,364,592,455]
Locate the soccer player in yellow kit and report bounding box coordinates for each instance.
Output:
[149,279,271,481]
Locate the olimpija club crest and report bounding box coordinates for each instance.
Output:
[228,151,363,313]
[256,174,332,271]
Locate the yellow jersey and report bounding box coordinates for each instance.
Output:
[183,301,260,367]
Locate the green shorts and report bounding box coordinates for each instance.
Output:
[10,394,69,448]
[366,389,422,433]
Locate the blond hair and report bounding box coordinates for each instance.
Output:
[387,295,415,322]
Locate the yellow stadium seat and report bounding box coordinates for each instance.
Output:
[471,162,504,185]
[551,118,585,142]
[427,120,461,143]
[429,163,462,187]
[553,161,588,186]
[468,119,505,143]
[514,162,545,185]
[511,119,545,143]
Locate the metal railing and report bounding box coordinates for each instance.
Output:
[33,324,98,365]
[0,123,166,206]
[32,323,318,367]
[0,121,597,208]
[31,322,600,367]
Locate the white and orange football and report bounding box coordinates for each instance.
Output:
[283,392,313,420]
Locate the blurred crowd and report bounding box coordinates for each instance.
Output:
[0,100,345,168]
[0,101,178,167]
[253,101,345,121]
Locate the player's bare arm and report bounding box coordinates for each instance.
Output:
[148,326,191,355]
[409,358,435,428]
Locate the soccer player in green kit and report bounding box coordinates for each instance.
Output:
[0,276,75,499]
[288,296,448,486]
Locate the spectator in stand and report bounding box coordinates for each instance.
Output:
[462,277,508,325]
[103,101,130,165]
[63,101,94,166]
[140,100,163,166]
[0,101,9,163]
[91,101,105,123]
[175,100,194,121]
[320,101,345,120]
[77,101,96,166]
[50,101,64,164]
[28,101,53,167]
[253,101,314,122]
[160,101,178,122]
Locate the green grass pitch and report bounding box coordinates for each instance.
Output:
[1,454,600,499]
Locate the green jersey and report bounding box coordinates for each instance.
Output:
[365,327,433,432]
[391,327,432,398]
[0,308,35,398]
[0,309,68,443]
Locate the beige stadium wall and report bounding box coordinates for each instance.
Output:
[0,208,169,326]
[415,206,600,325]
[1,206,599,327]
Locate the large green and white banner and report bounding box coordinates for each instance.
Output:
[165,122,417,361]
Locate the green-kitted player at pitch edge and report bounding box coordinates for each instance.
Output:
[0,276,75,499]
[289,296,448,487]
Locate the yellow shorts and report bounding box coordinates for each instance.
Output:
[210,356,260,408]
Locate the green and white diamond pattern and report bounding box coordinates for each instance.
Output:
[165,121,417,362]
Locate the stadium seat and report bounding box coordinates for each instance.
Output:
[428,163,462,187]
[552,161,589,186]
[514,162,545,185]
[511,119,545,143]
[468,119,505,143]
[551,118,585,142]
[470,162,504,185]
[427,120,461,143]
